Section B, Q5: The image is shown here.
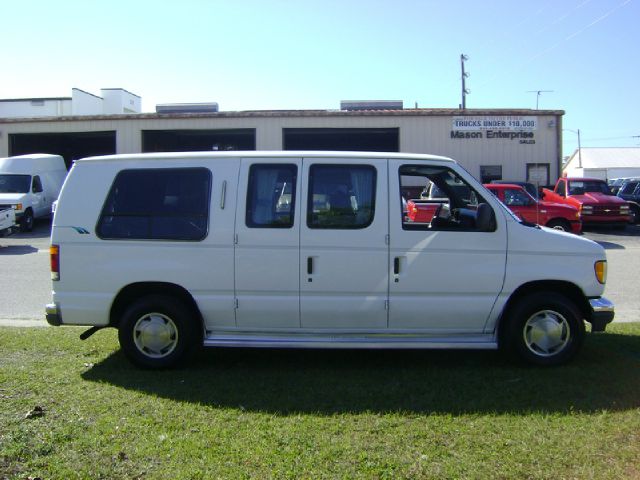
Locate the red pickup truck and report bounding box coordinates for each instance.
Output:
[542,177,630,227]
[405,199,440,223]
[484,184,581,233]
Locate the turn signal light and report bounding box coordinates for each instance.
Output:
[595,260,607,285]
[50,245,60,281]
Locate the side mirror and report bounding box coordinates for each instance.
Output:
[476,203,496,232]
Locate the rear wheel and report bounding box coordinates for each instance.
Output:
[504,292,585,366]
[118,295,199,369]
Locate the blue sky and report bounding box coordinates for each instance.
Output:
[1,0,637,154]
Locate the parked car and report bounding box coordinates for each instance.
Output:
[47,151,614,368]
[616,178,640,223]
[608,178,629,195]
[0,154,67,231]
[484,184,581,233]
[542,177,630,228]
[405,199,441,223]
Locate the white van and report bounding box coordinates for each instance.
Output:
[0,154,67,231]
[46,151,614,368]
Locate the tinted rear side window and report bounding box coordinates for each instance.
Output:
[97,168,211,241]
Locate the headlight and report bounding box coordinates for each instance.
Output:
[620,205,630,212]
[582,205,593,214]
[595,260,607,284]
[12,203,23,211]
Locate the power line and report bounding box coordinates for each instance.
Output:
[579,135,640,142]
[475,1,593,89]
[528,0,632,62]
[476,0,630,89]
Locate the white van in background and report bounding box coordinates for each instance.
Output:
[0,154,67,231]
[47,151,614,368]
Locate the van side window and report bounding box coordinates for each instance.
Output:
[32,176,43,193]
[307,164,376,229]
[399,165,494,232]
[246,164,297,228]
[97,168,211,241]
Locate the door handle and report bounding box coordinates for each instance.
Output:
[394,257,400,275]
[307,257,314,275]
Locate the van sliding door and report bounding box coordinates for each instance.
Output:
[299,157,389,330]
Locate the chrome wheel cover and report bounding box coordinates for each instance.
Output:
[523,310,570,357]
[133,312,178,358]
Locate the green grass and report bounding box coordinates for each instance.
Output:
[1,324,639,479]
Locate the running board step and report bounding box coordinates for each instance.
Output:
[203,334,497,350]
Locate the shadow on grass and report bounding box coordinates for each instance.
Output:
[82,332,640,415]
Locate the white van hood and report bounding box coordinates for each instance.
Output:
[0,193,27,204]
[505,219,607,298]
[509,221,604,257]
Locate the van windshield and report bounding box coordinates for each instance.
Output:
[0,174,31,193]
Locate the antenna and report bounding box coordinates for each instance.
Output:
[527,90,554,109]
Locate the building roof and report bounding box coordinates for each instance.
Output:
[565,147,640,170]
[0,96,71,103]
[0,107,565,124]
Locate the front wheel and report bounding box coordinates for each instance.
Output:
[503,292,585,366]
[118,295,199,369]
[20,209,34,232]
[545,219,571,232]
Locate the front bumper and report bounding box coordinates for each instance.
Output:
[570,220,582,234]
[589,297,615,332]
[45,303,62,326]
[581,214,630,225]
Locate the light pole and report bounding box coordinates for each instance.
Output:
[564,128,582,168]
[527,90,554,109]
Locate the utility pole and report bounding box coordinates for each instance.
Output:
[460,54,469,109]
[527,90,554,109]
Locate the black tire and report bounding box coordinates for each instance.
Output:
[20,209,34,232]
[545,218,571,232]
[118,294,199,369]
[503,292,585,366]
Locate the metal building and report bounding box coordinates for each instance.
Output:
[0,103,564,185]
[563,147,640,180]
